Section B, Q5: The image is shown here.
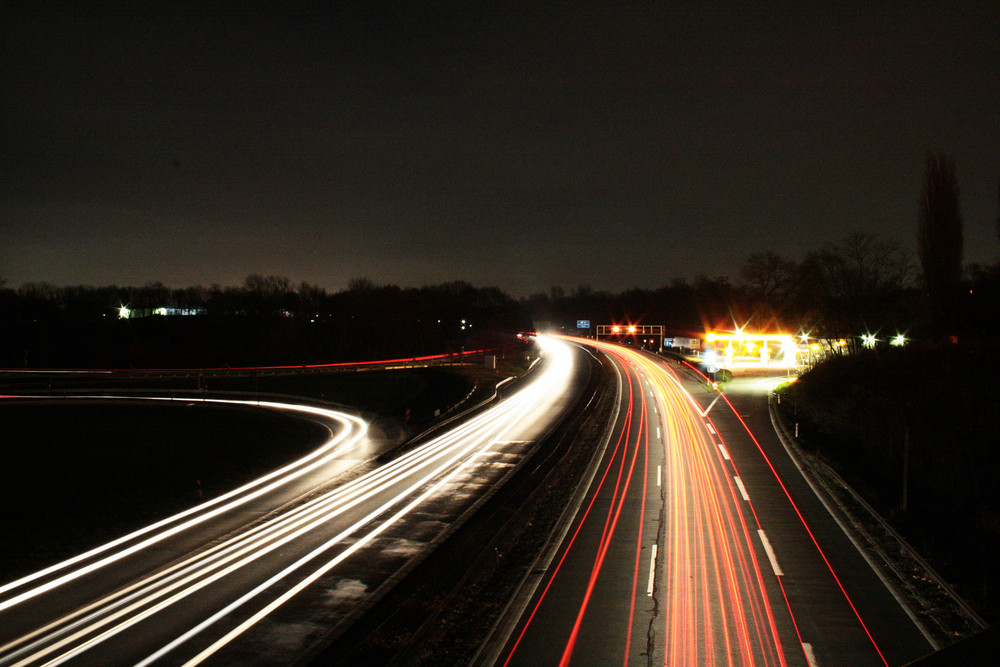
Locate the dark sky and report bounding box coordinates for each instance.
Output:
[3,2,999,296]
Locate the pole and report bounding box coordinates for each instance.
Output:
[902,423,910,513]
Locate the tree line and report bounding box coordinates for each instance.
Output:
[2,153,997,367]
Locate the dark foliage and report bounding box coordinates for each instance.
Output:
[918,152,964,338]
[780,345,1000,619]
[0,278,534,368]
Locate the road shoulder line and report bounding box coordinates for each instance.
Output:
[767,394,948,650]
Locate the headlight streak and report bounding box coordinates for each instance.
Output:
[0,401,369,609]
[0,337,576,666]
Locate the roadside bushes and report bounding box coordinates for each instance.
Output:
[777,344,1000,620]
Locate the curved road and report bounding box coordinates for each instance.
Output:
[0,336,582,666]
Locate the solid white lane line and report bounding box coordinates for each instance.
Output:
[701,394,721,417]
[734,476,750,501]
[718,443,730,460]
[646,544,657,597]
[758,529,784,576]
[802,642,819,667]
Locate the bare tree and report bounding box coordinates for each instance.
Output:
[739,251,797,329]
[918,152,963,337]
[243,274,292,315]
[799,233,912,339]
[346,277,376,292]
[740,252,796,299]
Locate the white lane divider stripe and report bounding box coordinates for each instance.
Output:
[646,543,658,596]
[758,529,783,576]
[802,642,819,666]
[705,422,716,434]
[718,443,730,460]
[656,465,662,487]
[734,476,750,501]
[701,394,721,417]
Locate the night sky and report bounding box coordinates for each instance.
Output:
[3,2,999,296]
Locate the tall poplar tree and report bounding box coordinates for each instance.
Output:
[918,152,963,338]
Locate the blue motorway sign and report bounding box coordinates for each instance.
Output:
[576,320,591,329]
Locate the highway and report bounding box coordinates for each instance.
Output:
[490,338,933,666]
[0,336,581,666]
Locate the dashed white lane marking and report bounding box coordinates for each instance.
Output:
[758,529,784,576]
[734,476,750,501]
[657,465,662,487]
[656,426,660,439]
[718,443,730,460]
[706,422,716,435]
[802,642,819,666]
[646,543,658,596]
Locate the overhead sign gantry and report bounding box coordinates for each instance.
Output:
[595,324,665,350]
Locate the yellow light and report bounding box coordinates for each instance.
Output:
[612,325,621,333]
[706,332,716,342]
[628,325,637,334]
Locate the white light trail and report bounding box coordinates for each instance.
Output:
[0,336,576,666]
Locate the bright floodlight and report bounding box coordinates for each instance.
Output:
[891,333,907,346]
[628,325,636,334]
[118,305,131,319]
[862,333,877,348]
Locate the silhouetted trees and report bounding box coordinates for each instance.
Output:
[918,152,963,338]
[797,233,913,342]
[738,251,798,330]
[0,276,536,368]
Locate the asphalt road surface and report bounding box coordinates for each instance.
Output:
[0,336,584,666]
[489,338,933,666]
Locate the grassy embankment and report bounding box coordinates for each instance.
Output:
[775,344,1000,621]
